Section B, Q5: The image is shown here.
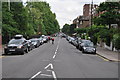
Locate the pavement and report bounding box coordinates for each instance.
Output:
[0,46,2,56]
[96,46,120,62]
[1,37,118,79]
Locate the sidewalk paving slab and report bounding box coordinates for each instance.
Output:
[96,46,120,62]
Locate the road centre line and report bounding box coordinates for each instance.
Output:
[54,51,57,55]
[30,38,59,80]
[53,54,56,59]
[53,38,60,59]
[29,71,41,80]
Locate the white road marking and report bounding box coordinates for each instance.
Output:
[40,74,52,77]
[53,54,56,59]
[44,63,53,69]
[55,51,57,54]
[53,39,60,59]
[47,70,53,72]
[52,71,57,80]
[29,71,41,80]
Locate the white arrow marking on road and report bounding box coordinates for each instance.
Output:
[29,71,41,80]
[40,74,52,77]
[52,71,57,80]
[44,63,57,80]
[44,63,53,70]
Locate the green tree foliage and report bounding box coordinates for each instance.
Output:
[2,1,60,43]
[2,2,22,43]
[94,2,120,28]
[26,2,60,35]
[113,34,120,50]
[62,24,76,35]
[62,24,70,34]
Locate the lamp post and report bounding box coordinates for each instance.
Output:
[8,0,10,11]
[91,0,93,29]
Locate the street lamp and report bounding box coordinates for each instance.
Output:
[91,0,93,29]
[8,0,10,11]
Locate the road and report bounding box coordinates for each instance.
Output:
[2,37,119,80]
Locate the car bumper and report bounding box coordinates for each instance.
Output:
[84,49,96,53]
[4,48,24,54]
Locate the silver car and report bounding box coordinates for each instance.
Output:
[82,42,96,54]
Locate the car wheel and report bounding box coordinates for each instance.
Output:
[21,51,25,55]
[80,48,82,51]
[25,48,28,53]
[4,51,8,55]
[35,45,37,48]
[76,45,79,49]
[93,51,96,54]
[82,49,85,53]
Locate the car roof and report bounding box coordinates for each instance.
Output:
[30,38,39,40]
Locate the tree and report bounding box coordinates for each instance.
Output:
[94,2,120,29]
[62,24,70,34]
[26,2,60,35]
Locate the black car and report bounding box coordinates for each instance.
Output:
[78,39,91,51]
[30,38,41,48]
[4,38,28,55]
[82,42,96,54]
[26,40,35,51]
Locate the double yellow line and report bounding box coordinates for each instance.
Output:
[97,54,109,61]
[0,56,5,58]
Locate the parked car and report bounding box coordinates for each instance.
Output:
[30,38,41,48]
[78,39,91,51]
[26,40,35,51]
[82,42,96,54]
[4,38,28,55]
[14,34,23,39]
[42,36,48,43]
[72,38,78,46]
[75,38,81,49]
[39,37,44,45]
[68,37,74,43]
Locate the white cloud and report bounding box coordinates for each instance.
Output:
[22,0,105,28]
[45,0,105,28]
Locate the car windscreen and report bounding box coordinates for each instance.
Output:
[39,38,43,40]
[9,39,23,44]
[82,40,91,43]
[30,39,38,42]
[84,43,94,47]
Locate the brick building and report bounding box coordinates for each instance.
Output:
[73,4,98,28]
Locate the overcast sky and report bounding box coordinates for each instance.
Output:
[23,0,105,28]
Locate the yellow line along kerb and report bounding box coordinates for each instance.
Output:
[0,56,5,58]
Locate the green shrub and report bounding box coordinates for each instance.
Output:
[114,34,120,50]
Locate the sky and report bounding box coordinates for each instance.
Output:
[22,0,105,28]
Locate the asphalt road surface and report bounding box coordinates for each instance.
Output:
[2,37,119,80]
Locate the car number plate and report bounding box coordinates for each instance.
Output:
[9,49,15,51]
